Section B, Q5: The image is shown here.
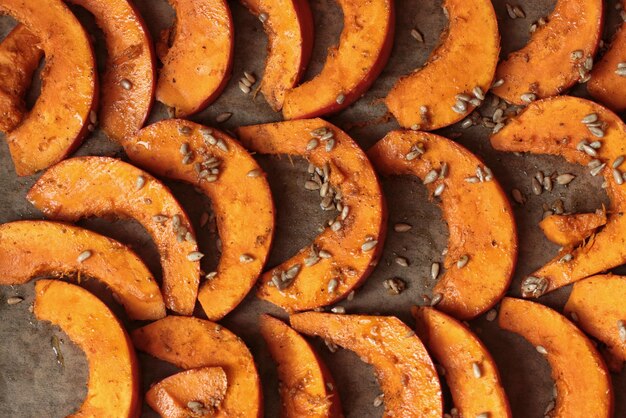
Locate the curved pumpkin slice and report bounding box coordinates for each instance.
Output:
[491,96,626,297]
[236,119,386,312]
[499,297,613,417]
[260,314,342,418]
[368,130,517,320]
[412,307,511,418]
[35,279,140,417]
[125,119,274,320]
[281,0,394,119]
[146,367,228,417]
[132,316,262,418]
[156,0,234,117]
[0,0,96,176]
[492,0,603,104]
[564,275,626,373]
[290,312,442,417]
[27,157,199,315]
[384,0,499,130]
[539,211,607,247]
[241,0,313,111]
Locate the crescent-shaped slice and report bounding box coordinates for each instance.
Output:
[124,119,275,320]
[539,211,606,247]
[384,0,499,130]
[281,0,394,119]
[236,119,386,312]
[34,279,140,417]
[491,96,626,297]
[156,0,234,117]
[241,0,313,111]
[290,312,442,417]
[146,367,228,417]
[260,314,342,418]
[499,297,613,417]
[492,0,603,105]
[27,156,200,315]
[412,306,511,418]
[0,0,97,176]
[132,316,262,418]
[368,130,517,320]
[0,220,165,320]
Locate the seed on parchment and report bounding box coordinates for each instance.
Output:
[512,4,525,18]
[590,162,606,176]
[506,3,517,18]
[431,292,443,306]
[410,28,424,42]
[536,345,548,355]
[7,296,23,305]
[383,278,406,295]
[394,223,412,232]
[187,251,204,261]
[373,394,384,407]
[486,309,497,321]
[431,262,440,280]
[556,174,575,185]
[531,178,542,195]
[511,188,525,204]
[543,176,552,191]
[239,81,251,94]
[461,118,473,129]
[244,71,256,84]
[216,112,232,123]
[258,12,268,22]
[77,250,92,263]
[545,400,556,415]
[395,256,409,267]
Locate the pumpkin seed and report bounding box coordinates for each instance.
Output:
[187,251,204,261]
[520,92,536,103]
[613,156,625,168]
[331,306,345,314]
[431,262,440,280]
[486,309,497,321]
[373,394,384,407]
[618,320,626,342]
[521,276,548,297]
[6,296,23,305]
[472,362,482,378]
[395,256,409,267]
[456,255,469,268]
[306,139,318,151]
[431,292,443,306]
[240,254,255,263]
[383,277,406,295]
[77,250,92,263]
[410,28,424,42]
[135,175,146,190]
[327,278,338,293]
[433,183,445,197]
[336,93,346,104]
[258,12,268,22]
[216,112,232,123]
[556,174,575,185]
[361,239,378,252]
[394,223,412,232]
[423,170,439,184]
[590,163,606,176]
[120,78,133,90]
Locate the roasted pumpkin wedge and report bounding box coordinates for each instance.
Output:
[156,0,233,117]
[281,0,394,119]
[368,130,517,320]
[27,157,199,315]
[491,96,626,297]
[132,316,262,418]
[35,279,140,417]
[241,0,313,111]
[146,367,228,418]
[492,0,603,104]
[539,211,607,247]
[290,312,442,417]
[384,0,499,130]
[412,306,511,418]
[499,297,613,418]
[564,274,626,373]
[125,119,274,320]
[0,220,165,320]
[0,0,97,176]
[260,314,342,418]
[236,119,386,312]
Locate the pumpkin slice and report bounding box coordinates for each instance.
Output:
[260,314,342,418]
[290,312,442,417]
[281,0,394,119]
[368,130,517,320]
[156,0,234,117]
[146,367,228,418]
[0,220,165,320]
[27,156,199,315]
[125,119,274,320]
[34,279,140,417]
[499,297,613,417]
[0,0,97,176]
[384,0,499,130]
[412,306,511,418]
[564,274,626,373]
[241,0,313,111]
[132,316,262,418]
[539,211,607,247]
[0,24,42,132]
[236,119,386,312]
[491,96,626,297]
[492,0,603,104]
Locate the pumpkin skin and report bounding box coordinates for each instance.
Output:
[539,211,607,247]
[34,280,140,418]
[384,0,499,130]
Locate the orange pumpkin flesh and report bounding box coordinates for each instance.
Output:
[146,367,228,418]
[368,130,517,320]
[0,220,165,320]
[290,312,442,417]
[27,157,200,315]
[125,119,275,321]
[281,0,394,119]
[260,314,342,418]
[491,96,626,296]
[413,307,511,418]
[492,0,603,105]
[236,119,386,312]
[241,0,313,111]
[499,297,613,418]
[156,0,234,117]
[34,279,140,418]
[539,211,607,247]
[132,316,262,418]
[0,0,97,176]
[384,0,499,130]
